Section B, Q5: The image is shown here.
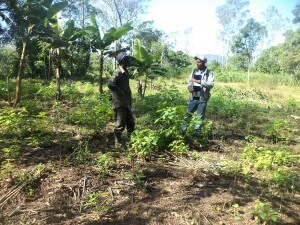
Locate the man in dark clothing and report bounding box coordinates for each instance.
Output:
[182,55,214,136]
[108,52,135,149]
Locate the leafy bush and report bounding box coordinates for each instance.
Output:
[94,152,116,177]
[129,129,162,158]
[66,93,113,130]
[252,200,280,224]
[216,71,247,83]
[21,80,43,100]
[2,145,20,158]
[130,106,190,158]
[242,145,299,170]
[1,144,20,178]
[133,90,186,118]
[208,87,263,120]
[285,98,299,114]
[20,99,42,115]
[262,119,295,143]
[271,169,300,192]
[0,48,18,80]
[61,81,84,102]
[168,139,189,154]
[0,107,49,138]
[36,82,57,101]
[0,80,15,101]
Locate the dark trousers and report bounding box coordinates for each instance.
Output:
[114,107,135,138]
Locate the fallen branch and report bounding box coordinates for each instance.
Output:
[0,165,45,212]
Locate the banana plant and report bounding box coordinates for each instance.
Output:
[47,17,82,101]
[82,13,133,93]
[9,0,68,105]
[132,39,166,98]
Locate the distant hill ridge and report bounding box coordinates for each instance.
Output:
[205,54,223,64]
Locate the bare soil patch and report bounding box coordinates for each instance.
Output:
[0,131,299,225]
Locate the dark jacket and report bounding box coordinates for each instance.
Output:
[108,69,132,109]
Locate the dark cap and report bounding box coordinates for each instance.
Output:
[116,52,129,63]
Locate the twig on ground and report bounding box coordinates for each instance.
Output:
[79,176,87,213]
[108,187,114,201]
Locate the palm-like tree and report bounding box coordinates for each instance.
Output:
[47,17,81,101]
[83,13,133,93]
[132,39,165,98]
[1,0,67,105]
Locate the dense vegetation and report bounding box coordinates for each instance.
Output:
[0,71,299,224]
[0,0,299,224]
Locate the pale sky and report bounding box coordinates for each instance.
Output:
[142,0,299,56]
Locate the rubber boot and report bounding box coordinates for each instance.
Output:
[126,132,132,142]
[114,132,125,150]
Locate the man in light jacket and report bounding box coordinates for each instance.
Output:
[182,55,214,136]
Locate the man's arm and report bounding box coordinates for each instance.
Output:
[200,71,214,89]
[187,71,194,92]
[108,71,124,95]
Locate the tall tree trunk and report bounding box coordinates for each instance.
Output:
[113,0,123,26]
[247,66,250,82]
[48,51,51,80]
[14,37,28,106]
[6,75,11,104]
[70,50,74,76]
[142,76,148,98]
[137,80,143,99]
[247,56,251,82]
[99,50,104,94]
[81,0,85,28]
[43,50,47,80]
[52,48,62,101]
[225,42,230,70]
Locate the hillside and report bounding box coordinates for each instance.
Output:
[206,54,223,64]
[0,75,299,225]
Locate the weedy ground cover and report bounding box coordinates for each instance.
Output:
[0,74,299,224]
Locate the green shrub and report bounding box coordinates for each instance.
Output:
[0,80,15,101]
[20,99,42,115]
[21,80,43,100]
[242,145,299,170]
[66,93,113,130]
[216,71,247,83]
[94,152,116,177]
[285,98,299,114]
[130,106,189,158]
[168,139,189,154]
[208,88,262,120]
[271,169,300,192]
[36,82,57,101]
[129,129,161,158]
[133,90,186,118]
[0,107,50,138]
[252,200,280,224]
[262,119,295,143]
[61,82,83,102]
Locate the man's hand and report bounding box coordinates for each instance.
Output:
[188,86,194,92]
[119,65,126,73]
[190,78,200,84]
